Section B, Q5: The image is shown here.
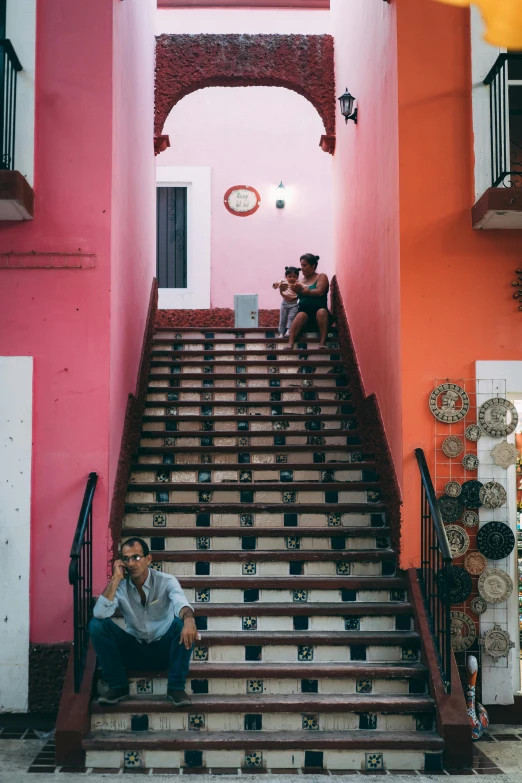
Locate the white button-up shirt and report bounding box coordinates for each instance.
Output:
[93,569,193,643]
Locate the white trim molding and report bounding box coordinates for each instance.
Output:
[475,361,522,705]
[156,166,211,310]
[6,0,36,186]
[0,357,33,713]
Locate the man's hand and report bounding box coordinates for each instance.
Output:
[180,616,200,649]
[113,559,126,582]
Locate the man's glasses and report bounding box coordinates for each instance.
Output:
[121,555,145,563]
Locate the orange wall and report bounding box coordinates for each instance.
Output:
[397,0,522,567]
[331,0,403,481]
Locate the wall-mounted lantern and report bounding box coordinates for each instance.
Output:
[338,88,358,124]
[276,181,286,209]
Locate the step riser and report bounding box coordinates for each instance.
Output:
[123,512,383,527]
[127,678,419,696]
[134,616,409,632]
[127,491,373,504]
[91,713,428,733]
[85,748,430,772]
[147,392,347,402]
[146,406,343,415]
[142,421,352,432]
[149,378,342,388]
[137,453,365,465]
[141,437,357,448]
[131,562,390,578]
[119,537,386,552]
[130,470,364,483]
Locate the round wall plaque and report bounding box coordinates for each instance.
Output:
[429,383,470,423]
[451,611,477,651]
[479,481,507,510]
[478,397,518,438]
[445,525,470,559]
[438,495,464,523]
[477,521,515,560]
[223,185,261,217]
[460,480,483,508]
[470,596,488,615]
[462,510,479,528]
[445,481,462,498]
[436,565,472,604]
[465,424,482,442]
[442,436,464,458]
[491,441,519,470]
[462,454,479,471]
[479,624,515,661]
[478,568,513,604]
[464,551,487,576]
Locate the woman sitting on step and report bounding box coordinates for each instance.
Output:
[283,253,330,350]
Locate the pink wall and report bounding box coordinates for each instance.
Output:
[330,0,402,483]
[0,0,156,644]
[109,0,156,513]
[156,7,330,35]
[157,87,333,309]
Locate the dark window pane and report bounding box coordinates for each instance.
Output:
[156,187,188,288]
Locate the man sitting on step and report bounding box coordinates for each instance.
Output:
[90,537,199,706]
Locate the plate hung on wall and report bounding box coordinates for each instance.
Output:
[462,454,479,471]
[478,397,518,438]
[477,521,515,560]
[478,568,513,604]
[438,495,464,523]
[445,525,470,559]
[450,611,477,651]
[470,596,488,615]
[460,480,483,508]
[462,510,479,528]
[436,565,472,604]
[479,624,515,662]
[445,481,462,498]
[479,482,507,510]
[465,424,482,442]
[442,436,464,458]
[464,551,487,576]
[491,440,519,470]
[429,383,470,423]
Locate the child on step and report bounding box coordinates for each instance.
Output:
[273,266,300,338]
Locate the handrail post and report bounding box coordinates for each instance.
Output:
[69,472,98,693]
[415,448,453,693]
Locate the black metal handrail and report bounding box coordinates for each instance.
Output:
[415,448,453,693]
[69,472,98,692]
[484,53,522,188]
[0,39,22,171]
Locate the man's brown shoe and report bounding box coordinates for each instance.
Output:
[167,689,191,707]
[98,685,130,704]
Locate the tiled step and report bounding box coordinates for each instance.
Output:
[131,461,376,472]
[149,372,347,382]
[151,349,342,357]
[152,336,339,344]
[138,444,367,456]
[146,385,351,398]
[150,358,343,367]
[118,602,411,618]
[83,729,443,773]
[146,401,352,410]
[125,504,386,516]
[127,489,379,506]
[153,327,338,335]
[121,526,389,538]
[142,414,355,424]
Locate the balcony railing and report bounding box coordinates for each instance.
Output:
[484,53,522,189]
[0,39,22,171]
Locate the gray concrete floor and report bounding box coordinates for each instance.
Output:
[1,726,522,782]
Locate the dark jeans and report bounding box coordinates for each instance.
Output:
[89,617,192,690]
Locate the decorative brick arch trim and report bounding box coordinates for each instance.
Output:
[155,34,336,154]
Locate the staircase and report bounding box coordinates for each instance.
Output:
[82,325,444,773]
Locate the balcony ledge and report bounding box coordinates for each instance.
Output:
[472,187,522,229]
[0,170,34,220]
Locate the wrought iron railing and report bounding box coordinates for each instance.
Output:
[415,448,454,693]
[484,53,522,188]
[68,472,98,692]
[0,39,22,171]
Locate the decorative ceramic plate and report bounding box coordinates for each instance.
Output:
[445,525,470,559]
[438,495,464,523]
[442,436,464,458]
[479,624,515,661]
[479,482,507,510]
[477,521,515,560]
[445,481,462,498]
[470,596,488,615]
[464,551,487,576]
[436,565,472,604]
[462,454,479,471]
[462,510,479,528]
[478,398,518,438]
[460,480,483,508]
[478,568,513,604]
[465,424,482,442]
[429,383,470,423]
[451,611,477,652]
[491,441,519,470]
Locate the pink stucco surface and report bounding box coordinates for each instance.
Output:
[0,0,155,643]
[330,0,402,484]
[156,7,331,35]
[157,85,334,309]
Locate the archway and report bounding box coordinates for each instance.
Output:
[155,33,336,154]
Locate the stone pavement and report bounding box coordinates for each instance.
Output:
[1,725,522,782]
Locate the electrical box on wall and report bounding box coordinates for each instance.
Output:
[234,294,258,328]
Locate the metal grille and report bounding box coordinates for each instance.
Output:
[484,54,522,188]
[0,39,22,171]
[156,186,188,288]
